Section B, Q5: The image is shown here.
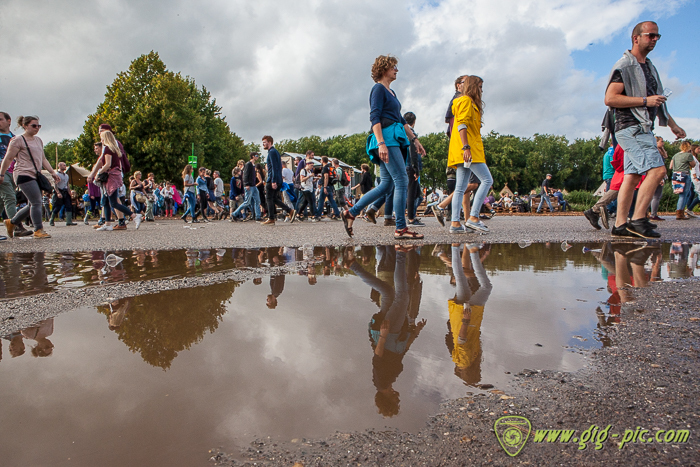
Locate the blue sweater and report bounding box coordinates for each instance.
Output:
[369,83,407,127]
[266,147,283,185]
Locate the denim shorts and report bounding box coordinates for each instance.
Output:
[616,124,664,175]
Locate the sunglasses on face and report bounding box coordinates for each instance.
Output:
[29,124,42,129]
[640,33,661,40]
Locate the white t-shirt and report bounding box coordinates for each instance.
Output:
[300,168,313,192]
[692,156,700,191]
[282,167,294,184]
[214,177,224,197]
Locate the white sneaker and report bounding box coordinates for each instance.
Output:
[134,214,143,230]
[97,224,113,231]
[466,219,490,233]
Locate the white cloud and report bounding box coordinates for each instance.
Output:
[0,0,695,146]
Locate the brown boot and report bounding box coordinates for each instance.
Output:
[261,219,275,225]
[676,210,688,220]
[32,229,51,239]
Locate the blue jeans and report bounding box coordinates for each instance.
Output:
[233,186,261,219]
[349,146,408,229]
[452,163,493,222]
[316,186,340,218]
[537,193,554,212]
[184,191,197,218]
[370,178,394,218]
[130,192,144,214]
[677,174,693,211]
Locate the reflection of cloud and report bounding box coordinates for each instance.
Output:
[1,0,694,145]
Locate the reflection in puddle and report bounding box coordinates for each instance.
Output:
[0,242,698,466]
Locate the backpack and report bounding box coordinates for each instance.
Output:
[339,168,351,186]
[328,167,339,185]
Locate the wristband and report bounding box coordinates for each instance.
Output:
[643,97,647,106]
[410,136,417,143]
[378,142,386,146]
[462,145,471,150]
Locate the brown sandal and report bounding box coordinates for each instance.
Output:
[394,228,423,240]
[341,210,355,237]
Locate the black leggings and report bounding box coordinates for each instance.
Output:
[296,190,314,217]
[107,189,132,221]
[195,191,209,219]
[164,198,174,210]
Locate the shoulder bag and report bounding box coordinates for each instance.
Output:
[21,136,53,193]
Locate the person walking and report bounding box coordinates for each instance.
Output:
[48,162,76,226]
[403,112,424,227]
[192,167,210,222]
[295,159,316,221]
[315,156,341,220]
[161,181,174,217]
[670,141,696,220]
[605,21,686,238]
[340,55,425,240]
[0,116,60,239]
[261,135,295,225]
[446,75,493,233]
[0,112,32,236]
[536,174,555,213]
[89,130,139,230]
[180,164,197,222]
[231,152,262,221]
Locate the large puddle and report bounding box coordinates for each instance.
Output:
[1,242,697,466]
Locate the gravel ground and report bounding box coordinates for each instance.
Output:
[0,214,698,254]
[211,278,700,466]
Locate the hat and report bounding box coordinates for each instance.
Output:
[546,173,552,177]
[99,123,113,132]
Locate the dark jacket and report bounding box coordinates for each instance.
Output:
[266,147,283,185]
[243,161,256,187]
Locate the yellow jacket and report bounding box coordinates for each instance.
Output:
[448,96,485,168]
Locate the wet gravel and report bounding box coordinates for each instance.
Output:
[209,278,700,466]
[0,214,698,254]
[0,261,312,337]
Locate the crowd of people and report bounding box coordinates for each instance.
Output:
[0,21,695,242]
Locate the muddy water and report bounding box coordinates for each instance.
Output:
[0,242,696,466]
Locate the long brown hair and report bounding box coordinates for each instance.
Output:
[462,76,484,117]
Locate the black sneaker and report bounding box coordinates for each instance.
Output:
[584,209,601,230]
[627,219,661,239]
[407,219,425,227]
[611,223,635,237]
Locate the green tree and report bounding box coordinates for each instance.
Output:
[74,51,247,188]
[419,132,449,190]
[44,138,78,169]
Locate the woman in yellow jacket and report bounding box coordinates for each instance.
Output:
[447,76,493,233]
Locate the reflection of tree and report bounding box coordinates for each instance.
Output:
[96,282,238,369]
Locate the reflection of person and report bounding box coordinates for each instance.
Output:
[21,318,54,357]
[107,298,133,330]
[266,274,285,309]
[344,246,426,417]
[446,244,492,385]
[3,332,26,358]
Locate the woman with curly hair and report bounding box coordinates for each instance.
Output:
[341,55,425,240]
[447,75,493,233]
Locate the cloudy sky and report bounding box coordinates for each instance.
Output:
[1,0,698,146]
